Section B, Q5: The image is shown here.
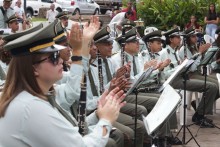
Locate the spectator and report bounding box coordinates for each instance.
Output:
[46,3,58,23]
[14,0,26,30]
[204,3,219,39]
[0,0,14,28]
[109,11,133,37]
[185,15,202,32]
[121,2,137,21]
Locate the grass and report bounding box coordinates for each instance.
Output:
[32,17,47,22]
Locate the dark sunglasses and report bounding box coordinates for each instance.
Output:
[33,51,60,65]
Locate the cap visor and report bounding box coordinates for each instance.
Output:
[38,44,66,53]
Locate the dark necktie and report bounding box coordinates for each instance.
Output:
[3,9,7,28]
[47,94,78,127]
[88,69,99,96]
[173,51,180,65]
[103,58,112,83]
[133,56,138,76]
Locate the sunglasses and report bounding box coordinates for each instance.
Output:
[33,51,60,65]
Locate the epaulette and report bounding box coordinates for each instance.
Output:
[90,63,97,67]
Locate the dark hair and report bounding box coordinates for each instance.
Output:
[186,35,198,54]
[165,36,173,45]
[0,53,48,117]
[208,3,216,15]
[126,10,133,16]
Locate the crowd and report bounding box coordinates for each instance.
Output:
[0,0,220,147]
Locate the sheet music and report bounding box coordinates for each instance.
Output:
[159,59,194,92]
[143,84,181,135]
[200,47,219,65]
[125,67,153,97]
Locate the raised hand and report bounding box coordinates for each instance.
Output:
[158,59,171,70]
[199,43,211,54]
[97,87,126,124]
[69,23,83,51]
[83,16,100,42]
[109,76,130,92]
[144,59,157,70]
[115,66,127,78]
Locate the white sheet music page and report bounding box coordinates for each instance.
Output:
[143,84,181,135]
[159,59,194,92]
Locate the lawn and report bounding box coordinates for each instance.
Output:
[32,17,47,22]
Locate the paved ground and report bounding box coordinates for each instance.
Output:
[173,98,220,147]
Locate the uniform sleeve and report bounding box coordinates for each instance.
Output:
[159,49,177,81]
[55,57,89,111]
[189,54,202,72]
[20,101,111,147]
[55,63,83,111]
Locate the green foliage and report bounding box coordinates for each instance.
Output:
[137,0,219,30]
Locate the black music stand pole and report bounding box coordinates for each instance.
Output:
[125,68,154,147]
[174,35,199,146]
[195,47,220,136]
[133,88,138,147]
[175,64,200,147]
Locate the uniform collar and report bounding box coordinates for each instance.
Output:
[167,45,176,54]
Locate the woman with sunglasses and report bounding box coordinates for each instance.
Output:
[0,17,126,147]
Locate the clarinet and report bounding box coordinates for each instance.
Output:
[97,50,104,94]
[77,74,88,136]
[121,26,126,66]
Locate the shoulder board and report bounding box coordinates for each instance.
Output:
[90,63,97,67]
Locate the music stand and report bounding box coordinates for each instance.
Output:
[158,59,194,92]
[195,47,220,136]
[125,67,154,147]
[175,59,200,147]
[158,59,200,146]
[142,84,182,146]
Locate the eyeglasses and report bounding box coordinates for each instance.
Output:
[33,51,60,65]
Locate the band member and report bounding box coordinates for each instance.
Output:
[55,32,126,146]
[56,11,69,28]
[93,26,148,147]
[0,17,126,146]
[5,14,19,33]
[159,28,218,128]
[178,27,219,105]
